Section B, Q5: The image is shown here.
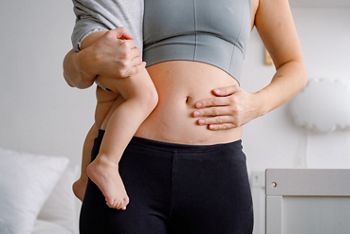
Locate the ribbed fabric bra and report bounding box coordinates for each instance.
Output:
[143,0,252,83]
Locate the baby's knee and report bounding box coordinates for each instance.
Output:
[131,72,158,106]
[96,85,120,103]
[134,84,158,110]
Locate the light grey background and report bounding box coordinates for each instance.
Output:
[0,1,349,234]
[0,0,95,164]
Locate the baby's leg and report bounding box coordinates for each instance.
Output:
[86,68,158,210]
[72,124,98,201]
[73,86,124,202]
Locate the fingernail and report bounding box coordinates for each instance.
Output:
[214,89,221,93]
[198,119,205,124]
[193,111,200,116]
[195,103,202,108]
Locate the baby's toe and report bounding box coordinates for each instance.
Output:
[115,200,124,209]
[122,196,129,206]
[105,197,116,208]
[118,197,128,210]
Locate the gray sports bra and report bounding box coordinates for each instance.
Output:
[143,0,252,83]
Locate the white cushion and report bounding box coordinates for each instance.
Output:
[38,165,80,233]
[289,78,350,132]
[32,220,72,234]
[0,218,11,234]
[0,148,69,234]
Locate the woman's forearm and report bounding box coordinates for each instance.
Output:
[63,31,107,89]
[63,49,96,89]
[63,29,143,89]
[254,60,308,116]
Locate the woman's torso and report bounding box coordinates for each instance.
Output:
[133,61,242,144]
[135,0,259,144]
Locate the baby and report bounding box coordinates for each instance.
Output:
[70,0,157,210]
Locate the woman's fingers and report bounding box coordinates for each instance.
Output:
[194,96,231,108]
[192,106,232,117]
[130,46,141,58]
[90,29,144,79]
[131,55,143,67]
[196,115,235,126]
[112,39,145,78]
[192,84,243,130]
[207,123,236,131]
[192,104,238,130]
[212,84,240,96]
[192,84,262,130]
[121,61,146,78]
[130,46,143,67]
[119,39,137,50]
[111,27,134,40]
[137,62,147,73]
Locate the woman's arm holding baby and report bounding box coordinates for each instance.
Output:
[64,0,145,88]
[63,28,144,89]
[62,33,103,88]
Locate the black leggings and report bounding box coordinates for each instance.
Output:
[80,129,254,234]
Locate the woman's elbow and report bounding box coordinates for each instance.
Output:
[63,70,93,89]
[62,50,94,89]
[63,70,75,88]
[279,58,308,93]
[63,50,79,87]
[297,62,308,91]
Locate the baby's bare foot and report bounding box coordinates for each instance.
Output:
[72,177,87,202]
[86,156,129,210]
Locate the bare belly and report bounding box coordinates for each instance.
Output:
[133,61,242,145]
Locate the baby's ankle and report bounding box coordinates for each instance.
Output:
[77,175,88,184]
[93,154,119,168]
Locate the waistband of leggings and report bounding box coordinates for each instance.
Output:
[97,129,243,153]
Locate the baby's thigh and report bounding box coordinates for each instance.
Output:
[96,70,153,100]
[95,86,124,128]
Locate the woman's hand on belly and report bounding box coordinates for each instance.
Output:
[192,84,263,130]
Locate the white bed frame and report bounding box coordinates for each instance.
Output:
[265,169,350,234]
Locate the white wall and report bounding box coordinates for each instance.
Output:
[241,7,350,172]
[0,0,96,165]
[1,1,350,233]
[241,7,350,234]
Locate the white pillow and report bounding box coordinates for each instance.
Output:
[32,220,72,234]
[0,147,69,234]
[0,218,11,234]
[289,78,350,132]
[38,165,80,233]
